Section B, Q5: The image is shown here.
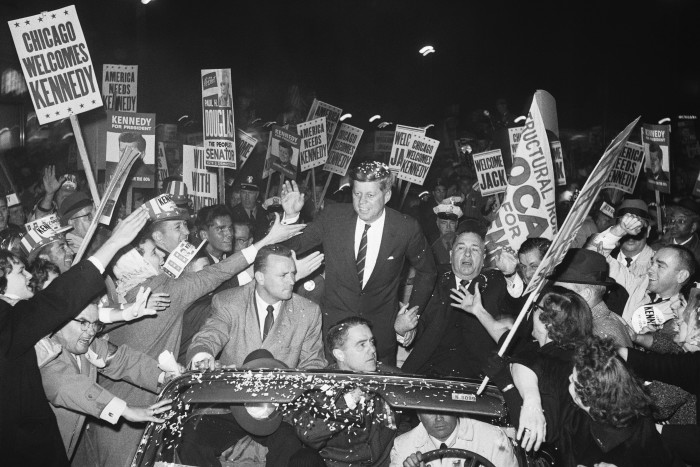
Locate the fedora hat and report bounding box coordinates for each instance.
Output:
[616,199,650,220]
[548,248,613,286]
[230,349,287,436]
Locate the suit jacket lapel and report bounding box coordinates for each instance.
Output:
[339,209,361,290]
[246,284,263,348]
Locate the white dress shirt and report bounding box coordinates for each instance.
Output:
[254,291,282,340]
[354,209,386,289]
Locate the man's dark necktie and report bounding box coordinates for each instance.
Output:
[460,279,470,290]
[357,224,371,286]
[262,305,274,341]
[625,256,633,267]
[439,442,448,461]
[648,293,665,305]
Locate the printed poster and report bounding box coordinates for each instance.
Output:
[105,111,156,188]
[236,128,258,169]
[472,149,508,196]
[324,123,364,176]
[102,64,137,112]
[396,134,439,185]
[8,5,102,125]
[182,145,218,210]
[550,141,566,186]
[201,69,236,169]
[388,124,426,172]
[602,142,644,194]
[508,126,525,164]
[297,117,328,171]
[269,125,301,179]
[306,99,342,148]
[156,142,169,190]
[642,124,671,194]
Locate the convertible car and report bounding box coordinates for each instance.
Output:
[131,368,552,467]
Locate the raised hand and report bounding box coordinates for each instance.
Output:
[260,212,306,246]
[281,180,306,217]
[42,165,64,195]
[292,250,324,281]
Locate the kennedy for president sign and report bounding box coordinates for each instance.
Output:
[8,5,102,125]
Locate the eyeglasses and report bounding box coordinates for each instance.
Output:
[667,217,692,226]
[72,319,105,333]
[72,212,94,222]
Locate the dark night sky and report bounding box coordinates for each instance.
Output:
[2,0,700,134]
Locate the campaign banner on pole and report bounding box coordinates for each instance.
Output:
[182,145,218,210]
[472,149,507,196]
[306,99,342,148]
[156,142,169,190]
[523,117,640,294]
[642,124,671,194]
[236,129,258,169]
[396,134,439,185]
[324,123,364,176]
[105,111,156,188]
[508,126,525,164]
[102,64,137,112]
[389,124,426,172]
[8,5,102,125]
[297,117,328,171]
[201,69,236,170]
[485,99,557,255]
[602,142,644,194]
[550,141,566,186]
[269,125,301,179]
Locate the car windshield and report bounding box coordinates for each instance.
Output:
[133,368,511,466]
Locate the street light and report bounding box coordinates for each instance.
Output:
[369,115,381,123]
[658,117,671,124]
[514,116,527,124]
[340,113,352,121]
[419,45,435,56]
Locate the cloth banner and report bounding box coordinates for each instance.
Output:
[324,123,364,176]
[602,142,644,194]
[183,145,218,210]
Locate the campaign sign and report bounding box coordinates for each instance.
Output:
[163,240,206,279]
[472,149,507,196]
[524,117,640,294]
[102,64,137,112]
[508,126,525,163]
[156,142,169,189]
[182,145,218,210]
[8,5,102,125]
[105,111,156,188]
[642,124,671,194]
[550,141,566,186]
[201,69,236,169]
[236,129,258,169]
[396,134,439,185]
[603,142,644,194]
[389,124,426,172]
[599,201,615,219]
[297,117,328,171]
[306,99,342,148]
[324,123,364,176]
[270,125,301,179]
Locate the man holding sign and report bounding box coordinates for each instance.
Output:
[281,161,436,365]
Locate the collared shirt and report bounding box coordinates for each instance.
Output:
[354,209,386,289]
[674,237,693,246]
[427,420,460,466]
[254,291,282,340]
[616,250,642,266]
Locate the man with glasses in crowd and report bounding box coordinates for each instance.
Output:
[653,198,700,265]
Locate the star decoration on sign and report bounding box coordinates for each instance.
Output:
[80,104,84,108]
[91,100,96,104]
[45,114,50,119]
[25,20,30,25]
[55,111,60,116]
[51,14,56,19]
[67,108,72,112]
[14,22,19,28]
[38,17,43,22]
[64,10,69,15]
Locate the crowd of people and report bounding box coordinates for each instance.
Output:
[2,143,700,467]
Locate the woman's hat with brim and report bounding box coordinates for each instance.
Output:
[547,248,614,287]
[229,349,287,436]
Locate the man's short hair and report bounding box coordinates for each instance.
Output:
[118,132,147,152]
[662,245,696,285]
[518,237,551,259]
[253,244,293,274]
[279,141,292,151]
[325,316,372,355]
[648,142,662,159]
[349,161,393,192]
[233,220,255,240]
[0,250,22,294]
[195,204,232,234]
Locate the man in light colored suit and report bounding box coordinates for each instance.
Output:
[187,243,326,370]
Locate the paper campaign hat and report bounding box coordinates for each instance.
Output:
[143,194,190,223]
[165,181,189,205]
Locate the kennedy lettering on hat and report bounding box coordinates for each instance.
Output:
[144,194,189,222]
[21,218,65,260]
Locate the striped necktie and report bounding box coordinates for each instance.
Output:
[357,223,371,286]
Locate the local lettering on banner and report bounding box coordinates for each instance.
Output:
[306,99,342,148]
[236,129,258,169]
[102,64,137,112]
[396,134,439,185]
[324,123,364,176]
[508,126,525,164]
[485,100,557,256]
[270,125,301,179]
[389,124,426,172]
[550,141,566,186]
[105,111,156,188]
[473,149,508,196]
[182,145,218,210]
[602,142,644,194]
[156,142,169,189]
[642,123,671,194]
[524,117,640,294]
[201,69,236,169]
[297,117,328,171]
[8,5,102,125]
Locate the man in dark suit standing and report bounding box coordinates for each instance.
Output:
[280,161,437,365]
[402,229,513,379]
[230,176,270,242]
